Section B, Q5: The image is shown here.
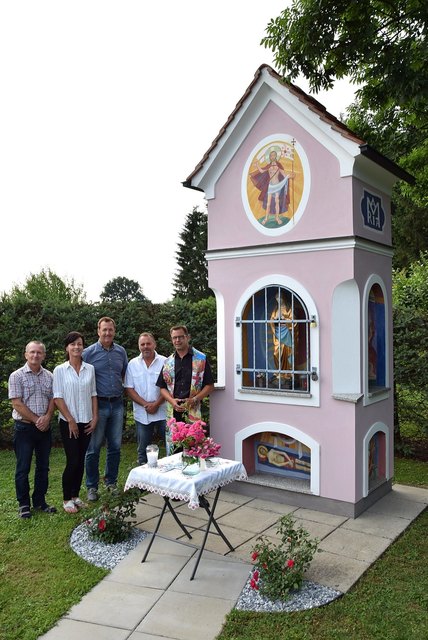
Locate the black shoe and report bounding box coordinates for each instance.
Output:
[34,504,57,514]
[18,505,31,519]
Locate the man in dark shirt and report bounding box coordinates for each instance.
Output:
[156,325,214,451]
[83,317,128,500]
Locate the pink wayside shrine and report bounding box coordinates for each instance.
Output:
[183,65,413,517]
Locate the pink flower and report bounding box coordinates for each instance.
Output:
[98,518,106,532]
[287,558,295,568]
[251,551,259,561]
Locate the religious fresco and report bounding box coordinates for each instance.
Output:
[368,284,386,389]
[368,432,386,491]
[255,432,311,481]
[242,135,309,233]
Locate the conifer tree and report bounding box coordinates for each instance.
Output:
[173,207,211,301]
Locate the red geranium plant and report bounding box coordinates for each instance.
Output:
[85,487,141,544]
[250,513,319,600]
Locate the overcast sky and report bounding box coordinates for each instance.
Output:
[0,1,356,303]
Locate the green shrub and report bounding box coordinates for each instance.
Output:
[85,487,141,544]
[250,513,319,600]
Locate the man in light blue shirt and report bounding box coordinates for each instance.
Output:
[125,332,166,464]
[83,317,128,501]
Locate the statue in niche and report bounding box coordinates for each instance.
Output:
[269,291,296,387]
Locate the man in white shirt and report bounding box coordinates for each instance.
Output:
[125,332,166,464]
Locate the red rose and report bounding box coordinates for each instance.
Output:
[262,562,268,569]
[253,570,259,581]
[287,558,295,568]
[250,579,258,589]
[251,551,259,561]
[98,518,106,532]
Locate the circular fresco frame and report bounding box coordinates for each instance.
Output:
[242,134,311,235]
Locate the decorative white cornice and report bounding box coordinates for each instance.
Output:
[206,237,393,262]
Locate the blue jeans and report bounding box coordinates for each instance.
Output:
[85,397,124,489]
[13,420,52,508]
[136,419,166,464]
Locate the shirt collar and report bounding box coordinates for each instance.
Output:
[97,340,116,352]
[23,362,43,375]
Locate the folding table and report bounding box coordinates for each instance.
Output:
[124,453,247,579]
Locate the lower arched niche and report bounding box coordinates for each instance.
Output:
[235,421,320,495]
[363,422,390,497]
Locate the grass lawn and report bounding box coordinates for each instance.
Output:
[0,443,139,640]
[0,443,427,640]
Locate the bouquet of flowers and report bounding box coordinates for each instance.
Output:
[167,417,221,459]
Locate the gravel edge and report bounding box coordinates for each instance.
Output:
[70,524,342,611]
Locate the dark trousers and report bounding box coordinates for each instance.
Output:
[14,420,52,508]
[60,419,91,501]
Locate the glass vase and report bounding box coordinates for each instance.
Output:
[182,452,200,476]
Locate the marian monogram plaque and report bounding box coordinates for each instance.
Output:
[361,190,385,232]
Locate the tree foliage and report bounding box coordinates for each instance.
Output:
[262,0,427,120]
[346,103,428,268]
[393,253,428,436]
[0,295,216,445]
[2,268,86,304]
[100,276,149,303]
[262,0,428,270]
[173,207,212,301]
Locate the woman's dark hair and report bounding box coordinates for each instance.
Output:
[64,331,85,360]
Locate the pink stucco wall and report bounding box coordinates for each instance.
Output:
[201,88,394,507]
[208,247,393,503]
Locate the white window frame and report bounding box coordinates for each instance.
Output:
[234,275,319,407]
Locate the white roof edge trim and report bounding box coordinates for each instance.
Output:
[190,69,364,195]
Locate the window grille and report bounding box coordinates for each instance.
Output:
[240,285,311,392]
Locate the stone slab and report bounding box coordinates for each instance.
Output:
[105,548,194,589]
[66,581,162,629]
[391,484,428,504]
[175,522,256,554]
[212,489,255,506]
[293,507,348,527]
[245,497,299,515]
[366,491,428,520]
[319,527,391,563]
[38,619,130,640]
[170,554,251,599]
[305,549,370,592]
[341,510,413,540]
[217,504,280,533]
[136,590,236,640]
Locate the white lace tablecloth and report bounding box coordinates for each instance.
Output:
[124,453,248,509]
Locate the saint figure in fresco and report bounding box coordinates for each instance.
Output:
[269,291,296,386]
[250,147,294,226]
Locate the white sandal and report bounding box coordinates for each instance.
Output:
[63,500,78,514]
[73,497,87,509]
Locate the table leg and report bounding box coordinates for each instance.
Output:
[199,495,235,552]
[190,487,234,580]
[141,497,192,564]
[164,497,193,539]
